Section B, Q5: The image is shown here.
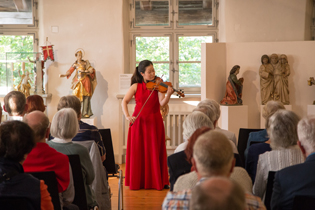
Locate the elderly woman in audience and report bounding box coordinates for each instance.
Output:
[26,95,46,113]
[0,121,53,210]
[246,101,285,183]
[198,99,237,145]
[174,111,213,153]
[253,110,304,199]
[48,108,98,210]
[168,111,213,191]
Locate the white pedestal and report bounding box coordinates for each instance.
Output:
[307,105,315,115]
[81,117,97,126]
[260,105,292,128]
[219,105,248,139]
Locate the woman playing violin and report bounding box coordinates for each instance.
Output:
[122,60,174,190]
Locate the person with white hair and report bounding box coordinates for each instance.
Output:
[271,115,315,210]
[163,130,265,210]
[48,108,98,210]
[253,110,304,200]
[193,104,239,154]
[174,111,213,153]
[197,99,237,145]
[190,177,246,210]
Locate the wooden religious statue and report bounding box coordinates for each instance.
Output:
[308,77,315,105]
[59,49,97,118]
[220,65,244,105]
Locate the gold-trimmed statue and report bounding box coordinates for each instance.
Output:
[16,62,32,97]
[59,49,97,118]
[308,77,315,104]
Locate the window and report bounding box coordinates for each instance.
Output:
[0,34,36,94]
[129,0,218,93]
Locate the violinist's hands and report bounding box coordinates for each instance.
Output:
[167,86,175,96]
[59,74,66,78]
[126,116,136,124]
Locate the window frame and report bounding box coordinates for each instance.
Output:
[129,0,218,94]
[0,0,38,29]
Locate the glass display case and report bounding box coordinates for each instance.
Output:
[0,52,44,95]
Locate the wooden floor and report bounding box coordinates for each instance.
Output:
[108,164,169,210]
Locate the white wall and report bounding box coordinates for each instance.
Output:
[203,41,315,129]
[38,0,124,155]
[220,0,313,42]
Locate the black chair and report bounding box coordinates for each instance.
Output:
[237,128,264,166]
[67,155,88,210]
[234,153,244,168]
[292,195,315,210]
[99,129,120,176]
[264,171,276,210]
[0,197,29,210]
[29,171,61,210]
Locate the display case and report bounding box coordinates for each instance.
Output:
[0,52,45,95]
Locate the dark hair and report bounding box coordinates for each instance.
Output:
[0,121,35,162]
[4,91,26,115]
[229,65,240,75]
[57,95,81,118]
[185,126,212,164]
[26,95,45,113]
[261,55,269,64]
[130,60,153,85]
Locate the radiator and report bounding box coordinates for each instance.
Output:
[122,111,190,152]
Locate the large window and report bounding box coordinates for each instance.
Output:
[129,0,218,93]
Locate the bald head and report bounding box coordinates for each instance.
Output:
[193,130,234,177]
[24,111,50,142]
[190,177,245,210]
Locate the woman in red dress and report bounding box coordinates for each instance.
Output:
[122,60,174,190]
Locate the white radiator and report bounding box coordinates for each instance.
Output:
[122,111,190,152]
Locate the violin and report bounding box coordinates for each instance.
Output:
[146,77,185,98]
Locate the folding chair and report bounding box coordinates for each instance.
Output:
[264,171,276,210]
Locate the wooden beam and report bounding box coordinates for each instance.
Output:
[140,1,152,11]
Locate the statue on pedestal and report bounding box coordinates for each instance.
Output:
[259,55,274,105]
[308,77,315,104]
[16,62,32,98]
[220,65,244,105]
[59,49,97,118]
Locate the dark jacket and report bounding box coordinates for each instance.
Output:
[271,154,315,210]
[167,151,192,191]
[0,158,41,210]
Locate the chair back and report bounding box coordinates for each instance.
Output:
[0,197,29,210]
[264,171,276,210]
[234,153,244,168]
[29,171,61,210]
[292,195,315,210]
[99,129,119,175]
[237,128,264,165]
[67,155,88,210]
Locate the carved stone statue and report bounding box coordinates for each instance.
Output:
[59,49,97,118]
[220,65,244,105]
[308,77,315,104]
[259,53,290,105]
[274,54,290,105]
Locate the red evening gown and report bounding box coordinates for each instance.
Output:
[125,82,169,190]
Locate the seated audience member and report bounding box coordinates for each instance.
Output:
[168,112,212,191]
[48,108,98,209]
[26,95,46,113]
[23,111,77,210]
[246,101,285,183]
[57,95,106,162]
[245,101,285,159]
[190,177,246,210]
[3,91,28,121]
[0,121,53,210]
[174,129,252,193]
[193,104,238,154]
[198,99,237,145]
[253,110,304,200]
[174,111,213,153]
[271,116,315,210]
[163,130,265,210]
